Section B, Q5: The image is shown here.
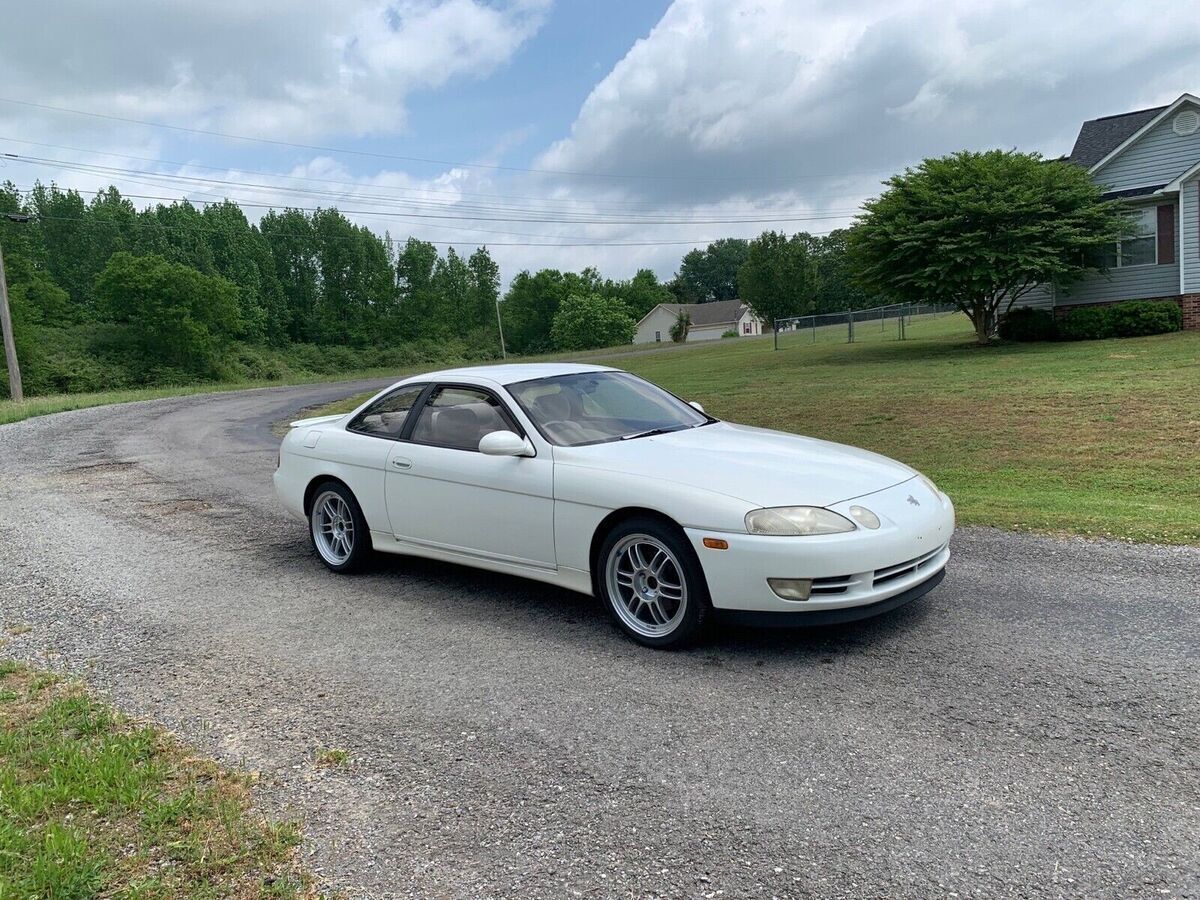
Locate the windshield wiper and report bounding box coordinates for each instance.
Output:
[620,426,679,441]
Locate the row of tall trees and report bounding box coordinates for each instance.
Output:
[0,182,509,392]
[669,229,872,319]
[1,183,506,350]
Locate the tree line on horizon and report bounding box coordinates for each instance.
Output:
[2,148,1122,397]
[0,180,873,397]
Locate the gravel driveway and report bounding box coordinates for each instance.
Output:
[0,381,1197,898]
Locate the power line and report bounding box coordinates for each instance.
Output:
[9,182,720,243]
[0,136,875,212]
[6,154,862,225]
[23,211,844,248]
[0,96,891,184]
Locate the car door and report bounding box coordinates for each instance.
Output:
[310,382,428,533]
[384,383,556,569]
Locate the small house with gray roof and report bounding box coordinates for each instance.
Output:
[633,298,765,344]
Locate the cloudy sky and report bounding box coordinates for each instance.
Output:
[2,0,1199,284]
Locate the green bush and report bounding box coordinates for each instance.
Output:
[1059,306,1113,341]
[721,329,739,339]
[1107,300,1182,337]
[999,307,1058,342]
[549,293,636,351]
[214,345,291,382]
[1056,300,1182,341]
[94,252,242,381]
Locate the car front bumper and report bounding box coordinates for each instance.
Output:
[684,475,954,617]
[713,566,945,627]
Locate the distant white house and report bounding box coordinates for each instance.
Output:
[633,299,765,344]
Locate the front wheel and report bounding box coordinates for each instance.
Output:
[309,482,371,573]
[598,517,710,649]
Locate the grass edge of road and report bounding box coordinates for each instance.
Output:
[0,659,330,898]
[0,368,410,427]
[0,333,726,427]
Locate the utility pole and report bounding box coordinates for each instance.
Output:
[0,216,25,402]
[494,297,507,360]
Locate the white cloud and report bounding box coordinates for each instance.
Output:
[5,0,1200,286]
[0,0,549,139]
[536,0,1200,205]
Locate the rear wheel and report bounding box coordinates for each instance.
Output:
[309,482,371,573]
[599,517,710,649]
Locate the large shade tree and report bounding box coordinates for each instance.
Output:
[849,150,1128,344]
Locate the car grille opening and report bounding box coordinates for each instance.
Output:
[810,575,853,595]
[872,544,946,587]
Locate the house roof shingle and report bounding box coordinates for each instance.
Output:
[655,298,748,327]
[1067,105,1167,168]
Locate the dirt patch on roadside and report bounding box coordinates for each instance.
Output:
[53,459,223,530]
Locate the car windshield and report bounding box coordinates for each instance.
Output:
[508,372,711,447]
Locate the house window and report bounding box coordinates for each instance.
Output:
[743,322,752,334]
[655,331,661,342]
[1105,207,1158,268]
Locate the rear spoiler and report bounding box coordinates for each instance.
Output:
[288,413,348,429]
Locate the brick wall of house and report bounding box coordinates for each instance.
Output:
[1054,294,1200,331]
[1183,294,1200,331]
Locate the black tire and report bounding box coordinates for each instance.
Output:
[308,481,372,573]
[596,516,711,649]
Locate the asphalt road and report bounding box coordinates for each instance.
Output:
[0,382,1197,899]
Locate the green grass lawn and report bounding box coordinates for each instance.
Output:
[620,314,1200,545]
[308,313,1200,545]
[0,661,322,898]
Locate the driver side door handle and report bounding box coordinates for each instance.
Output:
[391,457,413,470]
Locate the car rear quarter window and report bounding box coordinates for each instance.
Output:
[347,385,425,439]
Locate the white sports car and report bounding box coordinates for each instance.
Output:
[275,363,954,648]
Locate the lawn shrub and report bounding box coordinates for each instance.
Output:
[999,307,1058,342]
[1059,306,1114,341]
[1107,300,1183,337]
[721,329,739,338]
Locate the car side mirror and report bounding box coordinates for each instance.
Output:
[688,401,705,413]
[479,430,533,457]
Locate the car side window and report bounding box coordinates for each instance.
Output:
[347,385,426,439]
[410,386,520,451]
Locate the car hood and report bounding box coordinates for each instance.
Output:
[554,421,917,508]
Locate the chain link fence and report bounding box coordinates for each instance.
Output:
[772,303,960,350]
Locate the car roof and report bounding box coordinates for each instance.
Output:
[413,362,619,386]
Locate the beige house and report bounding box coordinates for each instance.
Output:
[633,299,765,344]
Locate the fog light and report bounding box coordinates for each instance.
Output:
[767,577,813,601]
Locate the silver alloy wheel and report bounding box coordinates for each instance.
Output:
[605,533,688,638]
[312,490,355,566]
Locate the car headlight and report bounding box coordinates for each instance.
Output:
[745,507,856,536]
